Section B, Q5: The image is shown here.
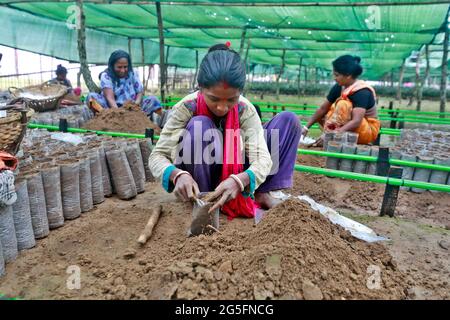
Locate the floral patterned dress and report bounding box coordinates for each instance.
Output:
[87,71,143,108]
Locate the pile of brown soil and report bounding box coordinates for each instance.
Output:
[83,103,160,134]
[126,198,408,300]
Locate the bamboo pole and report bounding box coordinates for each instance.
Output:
[128,38,132,59]
[424,45,430,87]
[239,27,247,56]
[141,38,145,89]
[172,65,177,92]
[415,53,421,111]
[439,11,449,118]
[156,1,166,102]
[297,57,303,99]
[276,49,286,101]
[76,0,99,93]
[396,59,405,104]
[191,50,199,90]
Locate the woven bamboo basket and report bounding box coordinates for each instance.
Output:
[0,105,35,155]
[9,82,68,112]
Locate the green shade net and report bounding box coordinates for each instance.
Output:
[0,1,448,80]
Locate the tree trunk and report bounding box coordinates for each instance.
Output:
[440,15,449,117]
[76,0,99,93]
[156,1,166,102]
[396,60,405,104]
[276,49,286,101]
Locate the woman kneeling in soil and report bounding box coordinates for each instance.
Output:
[87,50,143,112]
[302,55,380,144]
[149,44,301,219]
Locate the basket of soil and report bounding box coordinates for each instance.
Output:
[9,82,67,112]
[0,104,34,155]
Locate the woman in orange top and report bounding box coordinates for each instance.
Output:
[303,55,380,144]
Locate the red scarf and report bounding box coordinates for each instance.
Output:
[195,93,256,219]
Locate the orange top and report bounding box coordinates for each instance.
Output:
[340,80,377,101]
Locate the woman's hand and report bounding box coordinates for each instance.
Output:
[301,125,309,137]
[173,173,200,202]
[208,178,242,213]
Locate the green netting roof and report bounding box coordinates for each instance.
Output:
[0,0,449,80]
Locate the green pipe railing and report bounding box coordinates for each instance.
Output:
[163,96,450,117]
[298,149,450,172]
[27,123,449,192]
[162,103,450,125]
[28,123,147,139]
[258,103,450,117]
[295,165,450,193]
[258,107,450,125]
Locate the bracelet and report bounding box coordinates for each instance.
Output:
[173,170,191,185]
[229,174,245,192]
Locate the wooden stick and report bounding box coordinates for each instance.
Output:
[137,204,162,245]
[206,224,221,234]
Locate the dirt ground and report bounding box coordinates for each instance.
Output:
[0,153,448,300]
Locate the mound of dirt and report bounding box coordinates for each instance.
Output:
[83,103,160,134]
[127,198,408,300]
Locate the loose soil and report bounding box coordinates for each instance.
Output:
[83,103,160,134]
[0,149,448,300]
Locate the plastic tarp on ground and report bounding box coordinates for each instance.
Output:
[0,0,448,80]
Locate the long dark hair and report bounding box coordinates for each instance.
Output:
[197,43,246,90]
[332,55,363,78]
[102,50,134,86]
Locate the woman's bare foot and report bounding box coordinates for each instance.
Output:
[255,192,283,210]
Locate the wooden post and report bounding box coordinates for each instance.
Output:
[439,11,449,118]
[145,64,153,91]
[172,65,177,92]
[76,0,99,93]
[389,70,393,88]
[14,49,19,76]
[415,53,421,111]
[244,38,251,67]
[304,66,308,86]
[297,57,303,99]
[128,38,132,59]
[192,50,199,90]
[396,59,405,104]
[424,44,431,87]
[141,39,145,89]
[156,1,166,103]
[165,46,170,94]
[380,166,403,217]
[239,27,247,56]
[315,67,319,85]
[77,71,81,88]
[276,49,286,101]
[39,54,43,83]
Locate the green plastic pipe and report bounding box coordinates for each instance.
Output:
[294,164,450,193]
[298,149,450,172]
[262,104,450,117]
[28,123,146,139]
